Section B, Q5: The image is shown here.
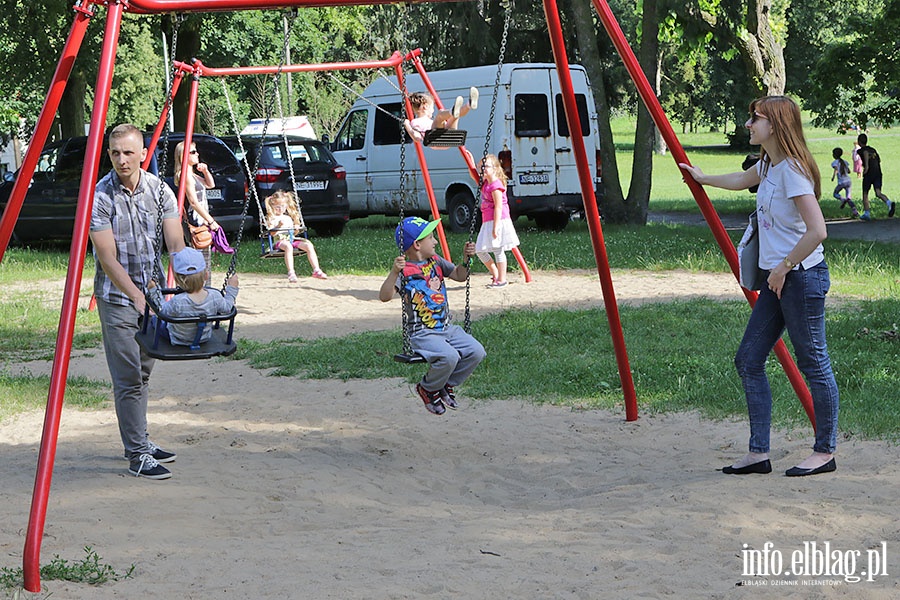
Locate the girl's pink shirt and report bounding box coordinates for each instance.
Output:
[480,179,510,222]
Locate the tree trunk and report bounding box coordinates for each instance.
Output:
[563,0,624,216]
[172,19,202,132]
[624,0,660,226]
[740,0,786,97]
[59,70,86,139]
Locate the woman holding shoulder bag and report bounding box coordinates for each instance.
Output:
[175,141,218,284]
[679,96,840,478]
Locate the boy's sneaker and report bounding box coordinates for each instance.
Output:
[852,210,860,219]
[128,453,172,480]
[888,200,896,217]
[469,86,479,110]
[148,440,176,463]
[416,383,446,415]
[860,211,871,221]
[451,96,464,119]
[441,385,458,410]
[123,441,176,463]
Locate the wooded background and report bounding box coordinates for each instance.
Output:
[2,0,897,223]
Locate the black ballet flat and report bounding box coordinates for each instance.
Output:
[785,458,836,477]
[721,459,772,475]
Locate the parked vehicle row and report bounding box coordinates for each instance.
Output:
[1,132,350,243]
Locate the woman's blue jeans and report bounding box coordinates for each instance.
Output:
[734,262,840,454]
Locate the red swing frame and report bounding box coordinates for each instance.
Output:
[0,0,815,592]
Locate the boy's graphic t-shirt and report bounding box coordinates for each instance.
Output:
[396,255,455,332]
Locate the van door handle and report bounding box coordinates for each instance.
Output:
[356,155,366,161]
[556,147,571,153]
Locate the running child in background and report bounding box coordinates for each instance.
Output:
[403,88,478,143]
[852,140,863,178]
[265,191,328,282]
[379,217,486,415]
[831,148,859,218]
[473,153,520,287]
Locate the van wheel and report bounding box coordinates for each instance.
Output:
[534,212,570,231]
[448,192,476,233]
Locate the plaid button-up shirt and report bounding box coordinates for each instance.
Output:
[91,169,178,307]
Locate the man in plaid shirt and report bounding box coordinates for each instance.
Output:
[90,123,185,480]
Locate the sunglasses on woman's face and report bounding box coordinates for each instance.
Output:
[189,150,199,155]
[749,112,768,124]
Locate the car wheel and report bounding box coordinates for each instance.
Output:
[534,212,570,231]
[313,221,345,237]
[447,191,476,233]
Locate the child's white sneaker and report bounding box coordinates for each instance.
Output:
[451,96,464,119]
[469,86,479,110]
[288,271,298,283]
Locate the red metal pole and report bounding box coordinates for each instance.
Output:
[22,3,125,593]
[589,0,815,427]
[394,63,452,261]
[409,54,534,283]
[126,0,466,12]
[543,0,638,420]
[0,1,96,263]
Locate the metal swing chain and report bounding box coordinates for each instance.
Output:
[151,13,182,285]
[275,85,307,231]
[463,0,512,332]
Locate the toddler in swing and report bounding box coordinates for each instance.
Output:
[403,88,479,143]
[473,153,520,287]
[265,190,328,282]
[147,247,239,346]
[379,217,486,415]
[831,147,859,218]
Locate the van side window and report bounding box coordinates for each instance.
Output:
[555,94,591,137]
[334,110,367,151]
[374,102,405,146]
[514,94,551,137]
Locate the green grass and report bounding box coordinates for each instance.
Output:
[236,299,900,441]
[0,546,133,591]
[0,371,109,422]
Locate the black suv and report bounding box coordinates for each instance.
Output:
[221,135,349,236]
[0,133,250,243]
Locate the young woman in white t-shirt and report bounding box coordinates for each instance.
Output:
[680,96,840,478]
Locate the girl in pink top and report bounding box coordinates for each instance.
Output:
[474,154,520,287]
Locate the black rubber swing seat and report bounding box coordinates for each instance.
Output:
[135,287,237,360]
[393,352,427,364]
[422,128,467,148]
[260,229,308,259]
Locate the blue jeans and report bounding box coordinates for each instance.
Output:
[734,262,840,454]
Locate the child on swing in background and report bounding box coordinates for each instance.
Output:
[472,153,520,287]
[831,148,860,218]
[379,217,486,415]
[265,190,328,283]
[147,247,239,346]
[403,88,478,143]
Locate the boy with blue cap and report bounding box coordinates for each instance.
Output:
[148,247,239,346]
[379,217,486,415]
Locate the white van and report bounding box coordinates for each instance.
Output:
[242,116,317,139]
[329,63,601,231]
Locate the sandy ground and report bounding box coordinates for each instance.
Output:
[2,267,899,599]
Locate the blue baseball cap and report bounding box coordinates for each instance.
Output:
[172,247,206,275]
[395,216,440,251]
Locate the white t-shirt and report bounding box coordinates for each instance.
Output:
[755,158,824,271]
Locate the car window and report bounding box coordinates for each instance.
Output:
[373,102,406,146]
[333,109,367,151]
[515,93,550,137]
[196,140,242,176]
[554,94,591,137]
[34,146,61,182]
[55,138,88,181]
[288,142,335,168]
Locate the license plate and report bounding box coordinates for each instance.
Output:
[206,188,222,200]
[295,181,326,191]
[519,173,550,185]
